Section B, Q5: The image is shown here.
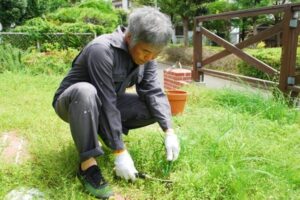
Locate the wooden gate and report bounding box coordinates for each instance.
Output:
[193,3,300,96]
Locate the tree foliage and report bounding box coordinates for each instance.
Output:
[204,0,300,45]
[13,0,119,33]
[178,1,215,46]
[205,0,237,42]
[0,0,27,29]
[0,0,80,30]
[9,0,121,49]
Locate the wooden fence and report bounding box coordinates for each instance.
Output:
[192,3,300,97]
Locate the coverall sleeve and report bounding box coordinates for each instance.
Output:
[136,61,172,131]
[84,44,124,150]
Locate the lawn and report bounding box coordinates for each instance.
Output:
[1,71,300,199]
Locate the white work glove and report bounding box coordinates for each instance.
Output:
[164,129,180,161]
[114,150,138,181]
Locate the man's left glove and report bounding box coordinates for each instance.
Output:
[164,129,180,161]
[114,150,138,181]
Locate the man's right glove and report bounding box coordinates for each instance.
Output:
[114,150,138,181]
[165,129,180,161]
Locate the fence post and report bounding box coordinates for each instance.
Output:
[279,6,299,97]
[36,40,40,50]
[192,19,203,82]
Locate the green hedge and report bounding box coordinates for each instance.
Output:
[9,0,121,50]
[237,47,300,80]
[237,48,275,80]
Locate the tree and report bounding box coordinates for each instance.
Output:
[0,0,72,30]
[0,0,27,29]
[205,0,237,43]
[160,0,216,47]
[24,0,45,20]
[236,0,269,39]
[24,0,74,19]
[271,0,300,46]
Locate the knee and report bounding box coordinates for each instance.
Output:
[72,82,98,104]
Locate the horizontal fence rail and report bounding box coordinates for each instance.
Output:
[195,4,300,21]
[193,3,300,97]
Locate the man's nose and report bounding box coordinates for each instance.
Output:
[144,54,156,61]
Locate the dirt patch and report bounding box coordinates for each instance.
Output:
[111,193,127,200]
[0,131,30,165]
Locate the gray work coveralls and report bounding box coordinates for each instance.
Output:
[52,26,172,162]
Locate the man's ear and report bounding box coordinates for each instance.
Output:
[125,33,131,45]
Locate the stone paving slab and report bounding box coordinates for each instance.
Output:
[0,131,30,165]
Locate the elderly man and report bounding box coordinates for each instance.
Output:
[52,7,180,199]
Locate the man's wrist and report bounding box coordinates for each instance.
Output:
[165,128,175,135]
[113,149,126,155]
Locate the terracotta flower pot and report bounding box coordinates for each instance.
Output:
[166,90,188,115]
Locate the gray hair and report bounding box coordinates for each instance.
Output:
[126,7,173,47]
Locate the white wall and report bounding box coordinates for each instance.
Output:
[122,0,129,10]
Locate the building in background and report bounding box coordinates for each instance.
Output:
[112,0,131,10]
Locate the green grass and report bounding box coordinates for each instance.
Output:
[1,72,300,199]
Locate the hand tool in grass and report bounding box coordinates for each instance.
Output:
[113,169,173,183]
[135,172,173,183]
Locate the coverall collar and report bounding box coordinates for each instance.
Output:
[110,26,129,53]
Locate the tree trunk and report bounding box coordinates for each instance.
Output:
[182,16,189,47]
[240,18,247,42]
[252,17,258,36]
[274,13,282,47]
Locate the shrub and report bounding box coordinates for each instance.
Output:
[11,18,61,49]
[78,0,113,12]
[237,48,281,80]
[256,41,266,49]
[115,8,128,26]
[10,0,119,50]
[1,33,37,50]
[0,45,78,75]
[48,6,118,29]
[161,45,194,66]
[40,43,62,52]
[47,8,80,23]
[0,44,25,73]
[78,9,118,31]
[22,49,78,75]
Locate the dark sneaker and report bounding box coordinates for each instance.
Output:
[77,165,114,199]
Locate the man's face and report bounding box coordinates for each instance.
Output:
[128,41,163,65]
